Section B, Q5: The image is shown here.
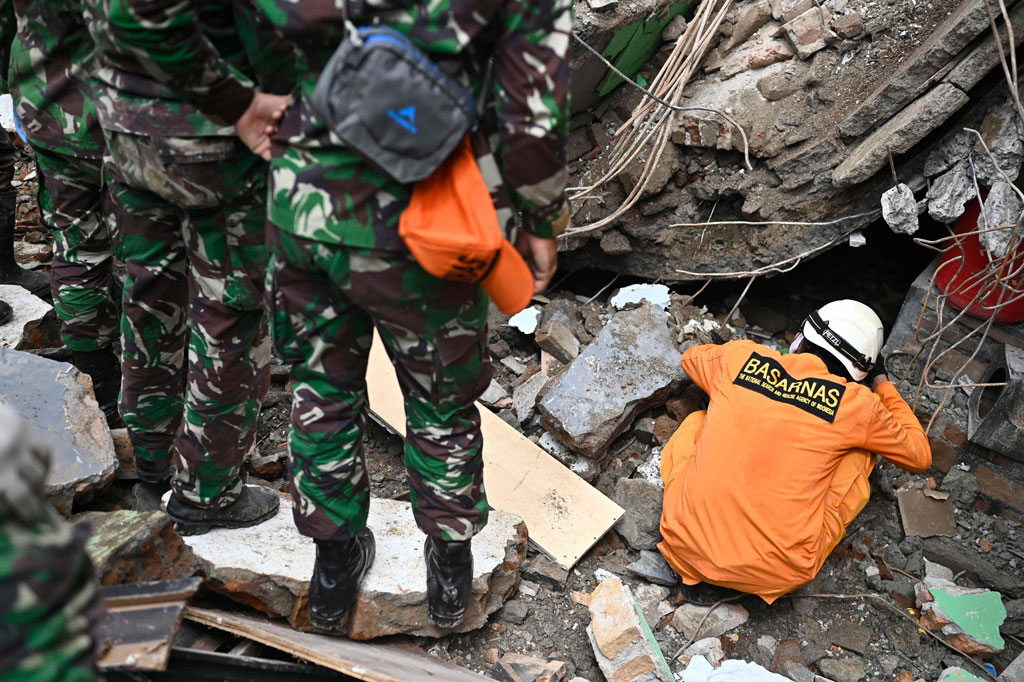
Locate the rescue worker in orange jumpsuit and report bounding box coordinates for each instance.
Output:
[658,300,931,605]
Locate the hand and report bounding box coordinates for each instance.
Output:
[865,357,887,388]
[871,373,889,390]
[236,91,290,161]
[0,405,51,525]
[515,231,558,295]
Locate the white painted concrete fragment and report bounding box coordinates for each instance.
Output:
[611,284,671,310]
[509,306,541,334]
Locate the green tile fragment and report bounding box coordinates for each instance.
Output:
[937,667,987,682]
[931,587,1006,651]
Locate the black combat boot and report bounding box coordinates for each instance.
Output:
[0,298,11,325]
[71,348,124,428]
[0,189,49,295]
[424,536,473,628]
[308,529,376,632]
[165,484,280,536]
[134,456,172,484]
[674,581,745,607]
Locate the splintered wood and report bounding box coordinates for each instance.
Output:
[366,331,623,569]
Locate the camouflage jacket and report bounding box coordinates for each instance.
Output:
[81,0,262,136]
[5,0,106,158]
[1,5,12,92]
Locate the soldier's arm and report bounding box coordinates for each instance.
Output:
[1,0,14,92]
[492,0,573,239]
[102,0,255,124]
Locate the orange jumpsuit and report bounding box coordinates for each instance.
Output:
[658,340,931,603]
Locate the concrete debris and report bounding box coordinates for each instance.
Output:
[536,319,580,364]
[971,101,1024,186]
[627,549,680,587]
[618,142,682,198]
[612,477,664,551]
[830,13,863,39]
[662,14,688,42]
[979,180,1023,258]
[1004,597,1024,637]
[881,183,919,235]
[480,378,511,408]
[816,657,865,682]
[610,284,671,311]
[523,554,570,590]
[917,580,1007,656]
[827,621,872,655]
[939,466,980,506]
[0,347,117,512]
[756,66,804,100]
[513,371,550,424]
[724,0,773,51]
[749,40,796,70]
[0,284,58,350]
[180,495,527,638]
[681,638,725,667]
[599,230,632,255]
[925,130,974,178]
[848,231,866,248]
[498,598,530,625]
[671,602,750,640]
[927,160,975,223]
[586,577,673,682]
[938,668,987,682]
[684,656,792,682]
[77,510,196,585]
[756,635,779,660]
[782,7,833,60]
[538,303,689,456]
[924,557,955,583]
[489,653,572,682]
[1000,651,1024,682]
[633,583,672,626]
[652,415,679,446]
[769,0,815,23]
[510,306,542,335]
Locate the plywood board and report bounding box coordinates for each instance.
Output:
[366,332,623,569]
[186,607,492,682]
[897,488,956,538]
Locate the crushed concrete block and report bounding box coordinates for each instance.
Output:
[925,130,974,178]
[77,510,197,585]
[979,180,1023,258]
[0,284,58,350]
[750,41,795,70]
[536,319,580,364]
[927,160,975,223]
[633,583,672,626]
[769,0,815,22]
[827,621,872,655]
[999,651,1024,682]
[600,230,632,255]
[181,495,527,638]
[523,554,569,590]
[972,101,1024,186]
[685,656,792,681]
[830,13,863,38]
[782,661,815,682]
[924,558,955,582]
[782,7,832,60]
[724,0,773,50]
[757,635,779,660]
[498,598,529,624]
[662,14,688,41]
[501,356,529,375]
[682,638,725,667]
[513,371,549,424]
[881,183,919,235]
[480,378,511,408]
[938,668,987,682]
[816,657,865,682]
[587,577,673,682]
[671,602,750,639]
[538,303,689,456]
[489,653,571,682]
[618,141,682,198]
[612,477,664,550]
[918,584,1006,656]
[0,347,117,512]
[652,415,679,446]
[627,550,680,586]
[833,84,969,187]
[939,467,980,506]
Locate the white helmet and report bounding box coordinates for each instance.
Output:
[801,300,884,381]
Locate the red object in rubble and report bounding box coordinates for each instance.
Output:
[935,188,1024,324]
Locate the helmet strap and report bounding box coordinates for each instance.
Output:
[805,311,873,373]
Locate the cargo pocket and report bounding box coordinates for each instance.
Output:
[265,253,306,366]
[152,136,261,209]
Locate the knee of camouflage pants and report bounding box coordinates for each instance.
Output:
[268,225,491,542]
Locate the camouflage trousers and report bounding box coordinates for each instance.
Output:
[34,148,119,352]
[0,509,102,682]
[104,131,271,508]
[266,224,491,542]
[0,127,16,192]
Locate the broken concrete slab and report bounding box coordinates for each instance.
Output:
[1000,651,1024,682]
[513,371,549,424]
[685,656,792,681]
[0,347,117,512]
[77,510,197,586]
[627,549,680,586]
[612,477,664,551]
[633,583,672,626]
[0,284,58,350]
[769,0,815,22]
[979,180,1023,259]
[833,84,970,187]
[827,621,872,655]
[536,320,579,365]
[782,7,833,60]
[181,495,527,638]
[927,160,975,223]
[881,183,919,235]
[587,577,673,682]
[538,303,689,456]
[724,0,773,51]
[971,101,1024,186]
[523,554,569,590]
[671,602,750,640]
[918,583,1006,656]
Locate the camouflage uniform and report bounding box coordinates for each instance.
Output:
[5,0,119,353]
[82,0,273,508]
[256,0,573,542]
[1,10,16,195]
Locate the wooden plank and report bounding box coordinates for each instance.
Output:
[186,607,492,682]
[366,332,622,569]
[99,578,202,608]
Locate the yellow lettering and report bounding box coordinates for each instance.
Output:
[813,384,828,402]
[775,377,789,392]
[754,362,772,380]
[826,388,841,408]
[769,368,781,384]
[742,357,761,375]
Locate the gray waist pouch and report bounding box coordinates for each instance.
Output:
[311,26,478,185]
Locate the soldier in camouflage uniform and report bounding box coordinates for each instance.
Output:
[0,404,102,682]
[4,0,124,427]
[79,0,288,533]
[254,0,572,629]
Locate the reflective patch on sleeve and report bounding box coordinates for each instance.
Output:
[733,352,846,423]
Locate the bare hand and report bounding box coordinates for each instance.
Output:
[236,91,290,161]
[515,231,558,295]
[871,373,889,389]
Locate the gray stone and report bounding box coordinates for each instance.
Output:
[612,478,664,551]
[927,160,975,223]
[587,579,673,682]
[925,130,973,178]
[662,14,688,42]
[833,84,970,187]
[180,495,527,638]
[497,598,529,625]
[513,371,549,424]
[0,284,57,350]
[757,70,802,100]
[724,0,773,50]
[769,0,815,22]
[757,634,779,660]
[618,142,682,198]
[783,661,816,682]
[523,554,569,590]
[924,557,955,582]
[1000,650,1024,682]
[536,320,580,365]
[538,303,689,456]
[501,356,528,375]
[671,602,749,639]
[600,230,632,255]
[633,583,672,626]
[830,13,862,38]
[839,0,996,138]
[881,183,919,235]
[816,657,865,682]
[1002,597,1024,637]
[971,100,1024,186]
[627,550,680,586]
[979,180,1023,258]
[480,378,511,408]
[827,621,872,655]
[939,466,980,506]
[749,40,796,70]
[682,637,725,667]
[782,7,832,59]
[0,347,117,512]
